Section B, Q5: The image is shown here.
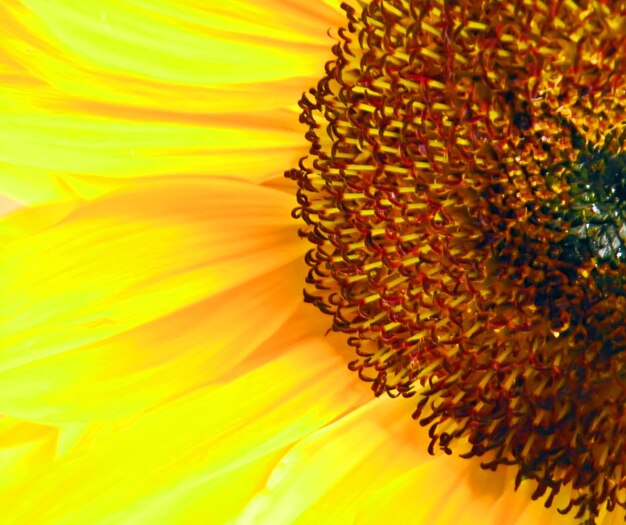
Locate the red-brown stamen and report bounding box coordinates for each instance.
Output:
[288,0,626,522]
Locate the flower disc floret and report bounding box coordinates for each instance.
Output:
[288,0,626,521]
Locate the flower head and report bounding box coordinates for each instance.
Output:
[0,0,624,523]
[289,0,626,521]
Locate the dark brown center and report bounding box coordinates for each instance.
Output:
[287,0,626,522]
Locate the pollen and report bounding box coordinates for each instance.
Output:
[287,0,626,522]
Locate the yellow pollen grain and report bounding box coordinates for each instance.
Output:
[342,193,366,200]
[465,320,483,339]
[332,255,359,263]
[421,22,441,38]
[382,1,404,18]
[348,164,377,172]
[533,411,546,427]
[395,51,410,61]
[454,53,470,65]
[487,418,500,437]
[357,103,377,113]
[537,46,555,56]
[372,79,391,90]
[477,371,493,390]
[448,296,468,308]
[407,330,432,345]
[421,48,442,62]
[363,261,384,271]
[334,150,357,159]
[428,139,445,148]
[347,273,368,284]
[467,20,488,31]
[384,321,401,332]
[434,318,451,330]
[418,307,439,320]
[522,435,536,458]
[348,241,366,250]
[452,390,465,405]
[385,166,410,175]
[390,118,408,128]
[362,311,388,329]
[502,373,519,391]
[495,346,513,364]
[365,16,385,29]
[364,293,381,304]
[401,256,421,267]
[385,275,408,289]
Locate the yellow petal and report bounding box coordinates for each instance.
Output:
[2,338,370,524]
[0,194,20,217]
[599,506,626,525]
[0,200,78,243]
[9,0,339,86]
[356,421,580,525]
[0,110,307,202]
[0,178,304,390]
[0,259,305,423]
[1,0,342,202]
[241,298,351,371]
[237,391,585,524]
[0,417,57,493]
[237,396,433,524]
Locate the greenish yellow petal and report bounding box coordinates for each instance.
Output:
[13,0,338,85]
[0,110,306,202]
[1,339,370,524]
[0,0,342,202]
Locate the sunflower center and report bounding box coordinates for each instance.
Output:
[288,0,626,522]
[561,144,626,266]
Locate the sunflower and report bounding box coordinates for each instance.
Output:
[0,0,623,524]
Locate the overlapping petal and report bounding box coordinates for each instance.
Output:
[0,417,57,493]
[236,394,582,525]
[0,0,343,203]
[0,178,306,423]
[2,338,371,524]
